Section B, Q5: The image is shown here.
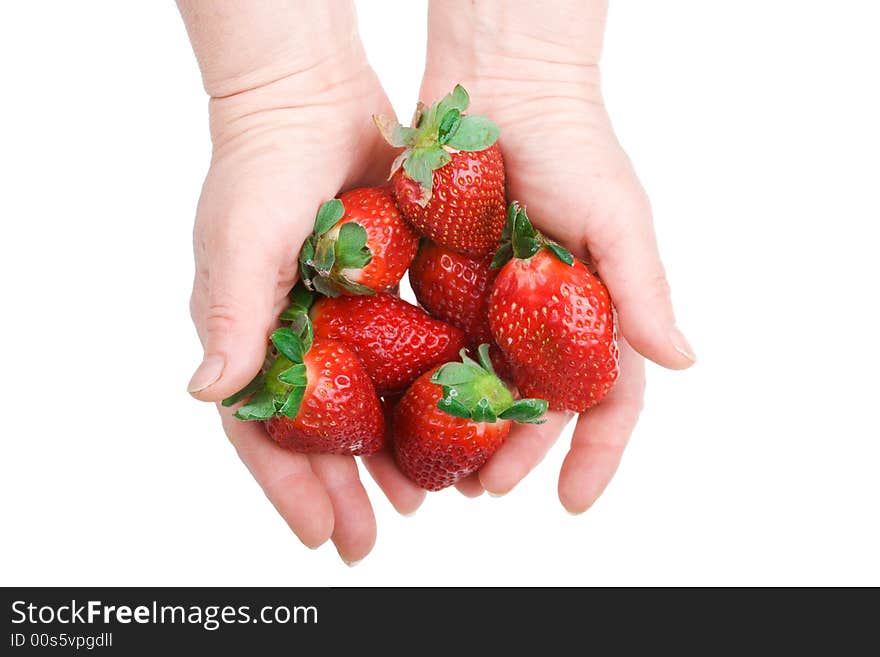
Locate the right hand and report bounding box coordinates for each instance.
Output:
[186,56,425,565]
[420,0,695,511]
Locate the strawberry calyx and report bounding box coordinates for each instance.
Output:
[299,199,376,297]
[431,344,547,424]
[278,281,315,327]
[373,84,500,207]
[490,201,575,269]
[221,297,315,421]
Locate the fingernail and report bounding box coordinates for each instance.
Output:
[669,327,696,363]
[343,558,362,568]
[486,490,505,498]
[401,510,418,517]
[187,353,225,394]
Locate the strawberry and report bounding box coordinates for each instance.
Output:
[489,203,620,412]
[374,85,506,255]
[308,293,468,396]
[409,239,496,345]
[299,187,418,296]
[222,315,384,456]
[408,239,512,380]
[393,345,547,491]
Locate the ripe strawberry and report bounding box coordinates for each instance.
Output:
[409,239,496,345]
[299,187,418,296]
[408,239,512,380]
[374,85,506,255]
[489,203,620,412]
[222,319,384,456]
[393,345,547,491]
[309,293,468,396]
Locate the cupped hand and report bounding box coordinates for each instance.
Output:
[420,69,695,511]
[187,60,425,564]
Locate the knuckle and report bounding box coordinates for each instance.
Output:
[203,300,242,338]
[276,260,299,292]
[648,271,672,301]
[263,469,314,499]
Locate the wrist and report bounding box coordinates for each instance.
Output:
[422,0,607,106]
[180,0,364,99]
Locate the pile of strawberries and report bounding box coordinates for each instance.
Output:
[224,86,620,492]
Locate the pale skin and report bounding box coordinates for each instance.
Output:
[180,0,695,564]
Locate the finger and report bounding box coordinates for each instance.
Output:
[455,473,485,497]
[558,339,645,513]
[309,454,377,565]
[588,187,695,370]
[478,411,574,496]
[188,201,303,402]
[362,449,427,515]
[220,407,334,548]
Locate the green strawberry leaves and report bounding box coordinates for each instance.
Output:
[403,147,451,202]
[545,241,575,266]
[221,374,265,407]
[374,84,500,207]
[222,307,315,422]
[489,243,514,270]
[278,385,306,419]
[311,237,336,276]
[499,398,549,423]
[299,198,376,297]
[437,109,462,144]
[278,362,307,386]
[373,114,419,148]
[445,115,500,152]
[281,282,314,336]
[231,389,276,421]
[288,281,314,309]
[431,345,547,425]
[334,222,372,270]
[510,203,542,260]
[313,199,344,236]
[436,85,470,118]
[437,396,472,420]
[471,398,498,423]
[491,201,576,269]
[272,327,307,364]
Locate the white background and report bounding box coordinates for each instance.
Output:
[1,1,878,586]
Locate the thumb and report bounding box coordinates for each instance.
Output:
[591,194,696,370]
[187,240,285,402]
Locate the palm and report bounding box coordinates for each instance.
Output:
[191,74,424,562]
[419,80,654,509]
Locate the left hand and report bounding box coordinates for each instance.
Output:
[421,50,694,513]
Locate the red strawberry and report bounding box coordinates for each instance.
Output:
[299,187,418,296]
[409,239,495,344]
[374,85,506,255]
[222,323,384,456]
[393,345,547,491]
[309,293,468,396]
[408,239,512,380]
[489,203,620,412]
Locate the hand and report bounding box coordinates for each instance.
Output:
[421,0,695,511]
[186,54,425,564]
